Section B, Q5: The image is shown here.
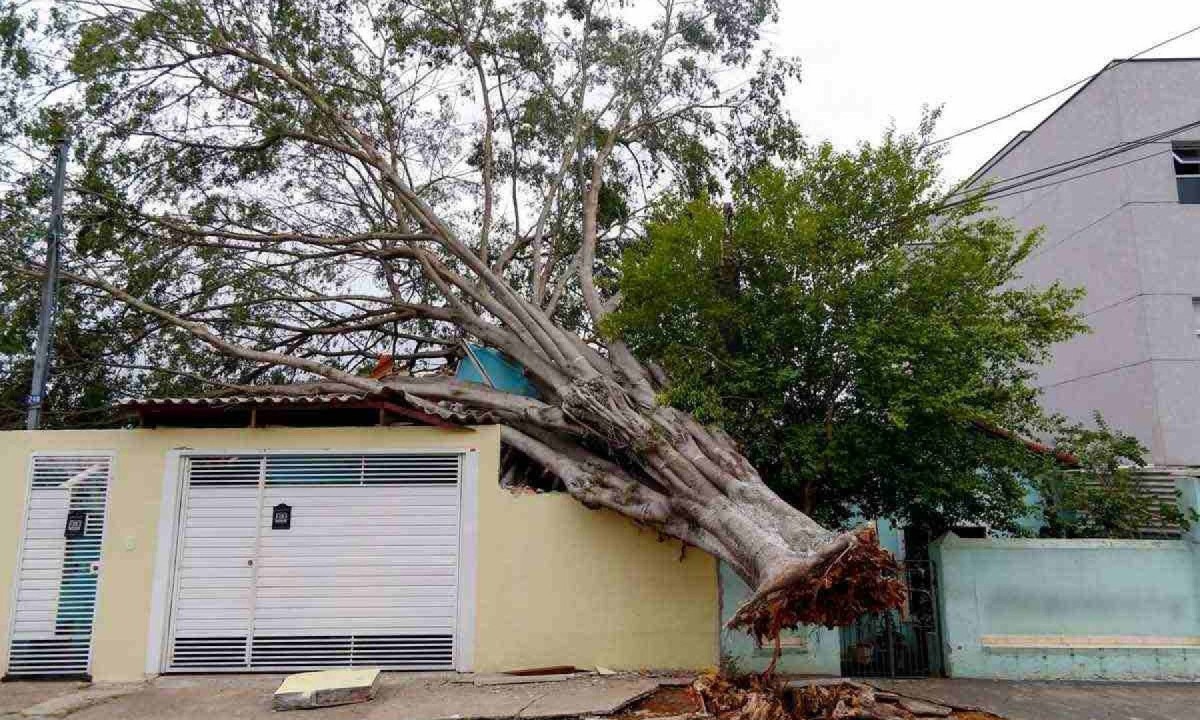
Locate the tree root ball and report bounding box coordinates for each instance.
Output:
[729,526,907,643]
[694,673,921,720]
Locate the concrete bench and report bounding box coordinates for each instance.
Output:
[980,635,1200,650]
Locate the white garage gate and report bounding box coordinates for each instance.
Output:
[162,452,469,672]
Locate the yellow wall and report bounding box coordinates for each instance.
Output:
[0,426,717,681]
[474,487,717,672]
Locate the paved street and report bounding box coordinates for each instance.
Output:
[870,678,1200,720]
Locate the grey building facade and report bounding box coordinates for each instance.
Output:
[968,58,1200,465]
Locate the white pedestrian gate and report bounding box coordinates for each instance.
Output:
[165,453,461,672]
[5,454,112,678]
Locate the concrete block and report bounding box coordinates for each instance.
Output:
[272,668,381,711]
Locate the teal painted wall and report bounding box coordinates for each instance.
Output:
[875,518,904,560]
[931,528,1200,680]
[718,561,841,675]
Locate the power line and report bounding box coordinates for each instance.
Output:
[929,21,1200,146]
[947,116,1200,201]
[939,147,1167,213]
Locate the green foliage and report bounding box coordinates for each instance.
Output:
[610,119,1092,530]
[1034,414,1196,538]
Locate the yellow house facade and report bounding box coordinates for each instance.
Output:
[0,425,718,682]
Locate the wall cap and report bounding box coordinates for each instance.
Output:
[934,536,1189,551]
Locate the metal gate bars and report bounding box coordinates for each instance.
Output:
[839,561,944,678]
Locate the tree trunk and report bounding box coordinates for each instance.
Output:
[27,0,908,641]
[490,374,906,638]
[56,217,907,645]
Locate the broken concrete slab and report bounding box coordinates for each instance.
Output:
[272,668,381,711]
[786,678,845,688]
[655,677,694,687]
[786,678,871,691]
[19,683,142,718]
[504,666,578,677]
[472,672,590,686]
[380,684,543,720]
[600,714,709,720]
[518,678,660,718]
[896,697,953,717]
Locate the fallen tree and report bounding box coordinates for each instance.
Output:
[4,0,905,632]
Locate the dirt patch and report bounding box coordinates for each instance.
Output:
[612,685,702,719]
[949,713,1004,720]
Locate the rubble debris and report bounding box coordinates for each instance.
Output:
[272,668,380,711]
[596,666,618,676]
[693,671,788,720]
[693,672,971,720]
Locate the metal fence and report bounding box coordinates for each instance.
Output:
[839,561,943,678]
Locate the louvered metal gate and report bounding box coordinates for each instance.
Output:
[5,454,112,679]
[165,453,461,672]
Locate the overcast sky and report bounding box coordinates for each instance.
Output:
[768,3,1200,182]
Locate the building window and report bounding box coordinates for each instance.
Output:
[1173,143,1200,203]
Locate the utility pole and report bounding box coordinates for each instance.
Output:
[26,135,70,430]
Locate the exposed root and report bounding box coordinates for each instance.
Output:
[694,672,789,720]
[728,526,906,644]
[693,672,932,720]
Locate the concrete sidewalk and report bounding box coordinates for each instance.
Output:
[8,673,1200,720]
[869,678,1200,720]
[1,673,664,720]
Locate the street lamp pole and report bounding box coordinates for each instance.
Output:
[26,135,70,430]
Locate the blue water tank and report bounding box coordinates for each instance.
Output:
[455,344,540,398]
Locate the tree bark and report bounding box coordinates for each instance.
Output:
[43,259,905,638]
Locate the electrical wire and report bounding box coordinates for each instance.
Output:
[929,21,1200,146]
[946,116,1200,201]
[939,147,1168,213]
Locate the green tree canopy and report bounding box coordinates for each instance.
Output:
[608,123,1089,531]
